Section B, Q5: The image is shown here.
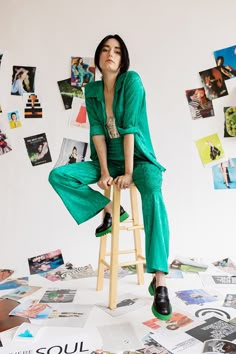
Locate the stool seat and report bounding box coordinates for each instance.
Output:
[96,183,146,310]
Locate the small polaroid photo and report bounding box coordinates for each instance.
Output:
[8,110,22,129]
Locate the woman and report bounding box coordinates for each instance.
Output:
[49,34,171,320]
[11,67,30,96]
[9,112,22,129]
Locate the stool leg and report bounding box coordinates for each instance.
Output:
[96,188,111,291]
[109,184,120,310]
[130,184,144,285]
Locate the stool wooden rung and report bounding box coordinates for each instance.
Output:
[96,183,146,310]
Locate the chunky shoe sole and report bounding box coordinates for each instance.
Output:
[148,279,172,321]
[148,280,155,296]
[151,303,172,321]
[95,211,129,237]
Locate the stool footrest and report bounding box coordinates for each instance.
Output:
[105,249,141,256]
[119,225,144,231]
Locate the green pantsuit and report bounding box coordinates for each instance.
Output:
[49,70,170,274]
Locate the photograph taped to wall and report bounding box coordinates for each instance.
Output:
[28,249,64,275]
[71,56,95,88]
[0,124,12,156]
[24,93,43,118]
[214,44,236,80]
[224,107,236,137]
[24,132,52,166]
[57,78,84,110]
[0,53,3,67]
[195,133,225,167]
[54,137,88,168]
[7,110,22,129]
[69,97,89,129]
[212,158,236,190]
[199,67,228,100]
[185,87,214,120]
[11,65,36,96]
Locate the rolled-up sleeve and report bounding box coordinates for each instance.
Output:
[118,72,145,136]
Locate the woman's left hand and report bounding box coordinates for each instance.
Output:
[114,173,133,189]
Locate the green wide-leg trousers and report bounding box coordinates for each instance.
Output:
[48,160,169,274]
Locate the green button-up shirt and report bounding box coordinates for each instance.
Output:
[85,70,165,172]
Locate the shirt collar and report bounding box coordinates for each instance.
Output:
[85,72,125,101]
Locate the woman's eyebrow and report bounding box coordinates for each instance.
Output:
[102,44,121,49]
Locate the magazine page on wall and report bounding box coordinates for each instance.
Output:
[0,123,12,156]
[11,65,36,96]
[24,132,52,166]
[54,137,88,168]
[69,97,89,129]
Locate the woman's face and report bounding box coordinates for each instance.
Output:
[99,38,121,74]
[20,70,28,80]
[11,113,17,121]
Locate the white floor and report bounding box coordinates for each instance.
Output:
[1,263,236,353]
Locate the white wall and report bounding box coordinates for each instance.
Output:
[0,0,236,274]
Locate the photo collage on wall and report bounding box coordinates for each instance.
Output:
[185,44,236,190]
[0,53,94,166]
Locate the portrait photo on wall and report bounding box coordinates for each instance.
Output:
[214,44,236,80]
[199,67,228,100]
[195,133,225,167]
[69,97,89,129]
[185,87,214,119]
[54,137,88,168]
[57,78,84,110]
[224,107,236,137]
[71,56,95,88]
[7,110,22,129]
[0,104,2,113]
[24,132,52,166]
[212,158,236,190]
[0,125,12,156]
[0,53,3,67]
[24,93,43,118]
[11,65,36,96]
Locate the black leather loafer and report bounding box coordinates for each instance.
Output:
[95,206,129,237]
[148,278,172,320]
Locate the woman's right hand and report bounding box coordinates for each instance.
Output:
[97,175,113,190]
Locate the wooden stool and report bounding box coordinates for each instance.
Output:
[96,183,146,310]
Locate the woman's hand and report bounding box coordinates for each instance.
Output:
[114,173,133,189]
[97,174,113,190]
